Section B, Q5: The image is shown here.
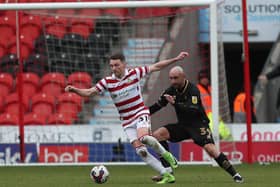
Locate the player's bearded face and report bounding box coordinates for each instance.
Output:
[110,59,126,78]
[169,73,185,89]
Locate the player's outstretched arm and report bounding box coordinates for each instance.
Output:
[149,51,189,73]
[65,85,98,97]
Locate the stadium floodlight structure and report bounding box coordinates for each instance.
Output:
[0,0,236,166]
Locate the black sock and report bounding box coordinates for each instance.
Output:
[214,153,237,177]
[159,141,171,168]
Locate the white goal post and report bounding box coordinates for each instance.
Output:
[0,0,223,165]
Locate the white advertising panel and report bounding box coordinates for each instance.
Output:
[199,0,280,42]
[222,0,280,42]
[0,124,279,143]
[0,125,127,143]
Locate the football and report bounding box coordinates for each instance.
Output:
[90,165,110,184]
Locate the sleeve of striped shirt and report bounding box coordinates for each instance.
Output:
[95,78,107,93]
[134,66,150,80]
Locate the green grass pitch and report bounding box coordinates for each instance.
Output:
[0,164,278,187]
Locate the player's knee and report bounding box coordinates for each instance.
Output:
[152,130,161,140]
[153,127,169,141]
[136,146,148,158]
[139,135,157,147]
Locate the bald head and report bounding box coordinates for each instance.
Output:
[169,66,185,76]
[169,66,186,89]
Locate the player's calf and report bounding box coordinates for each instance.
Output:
[214,152,244,183]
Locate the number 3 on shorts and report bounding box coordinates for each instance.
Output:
[139,115,150,123]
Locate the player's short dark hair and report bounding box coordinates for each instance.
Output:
[110,53,125,62]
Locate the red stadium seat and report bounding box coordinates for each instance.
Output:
[0,25,14,39]
[57,92,82,118]
[0,14,16,26]
[68,72,92,102]
[4,93,29,115]
[21,15,42,30]
[0,37,7,58]
[79,9,102,17]
[20,15,42,40]
[104,8,129,18]
[56,9,76,16]
[8,35,34,60]
[16,72,40,98]
[0,44,6,59]
[0,96,3,112]
[31,92,56,117]
[70,18,94,28]
[41,72,66,97]
[47,113,73,125]
[54,0,76,2]
[152,7,173,17]
[84,0,102,1]
[27,0,55,3]
[0,113,18,125]
[2,11,16,18]
[69,18,94,38]
[134,7,173,18]
[44,16,68,39]
[134,8,153,18]
[68,72,92,89]
[21,25,41,40]
[0,37,7,49]
[24,112,47,125]
[0,73,13,98]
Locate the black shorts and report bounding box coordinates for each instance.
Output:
[164,122,215,147]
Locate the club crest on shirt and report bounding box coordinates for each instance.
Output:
[192,96,198,104]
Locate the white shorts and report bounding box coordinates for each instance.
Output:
[123,115,151,143]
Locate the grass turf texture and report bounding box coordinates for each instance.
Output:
[0,164,278,187]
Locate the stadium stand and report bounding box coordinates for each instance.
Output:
[4,93,29,115]
[68,72,92,89]
[0,113,18,125]
[40,72,66,97]
[31,92,56,118]
[0,1,174,125]
[17,72,40,98]
[20,15,42,40]
[0,13,15,38]
[8,35,34,60]
[0,73,13,98]
[57,92,82,119]
[23,112,47,125]
[47,113,73,125]
[0,54,18,75]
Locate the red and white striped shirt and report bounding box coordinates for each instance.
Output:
[95,66,150,127]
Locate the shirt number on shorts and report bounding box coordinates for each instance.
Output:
[200,127,212,139]
[139,115,149,123]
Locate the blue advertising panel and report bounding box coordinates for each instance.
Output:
[0,144,37,163]
[88,143,180,162]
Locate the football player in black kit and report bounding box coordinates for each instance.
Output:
[149,66,243,183]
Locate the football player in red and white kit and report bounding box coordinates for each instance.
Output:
[65,51,189,184]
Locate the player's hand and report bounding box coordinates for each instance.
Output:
[164,94,175,105]
[65,85,75,92]
[175,51,189,61]
[258,75,268,84]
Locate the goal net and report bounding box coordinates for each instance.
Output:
[0,0,237,165]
